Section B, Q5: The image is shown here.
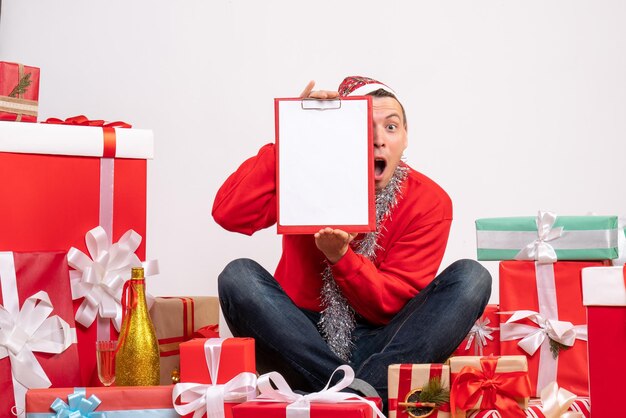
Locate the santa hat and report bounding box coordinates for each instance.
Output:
[338,76,398,98]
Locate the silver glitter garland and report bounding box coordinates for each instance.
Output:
[318,165,409,361]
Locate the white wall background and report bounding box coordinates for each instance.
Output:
[1,1,625,308]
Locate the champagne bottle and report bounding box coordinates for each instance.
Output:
[115,267,160,386]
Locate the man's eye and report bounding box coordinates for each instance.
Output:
[387,124,397,131]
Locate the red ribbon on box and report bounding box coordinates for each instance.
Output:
[43,115,131,158]
[451,357,531,418]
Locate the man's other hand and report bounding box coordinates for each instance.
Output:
[314,228,357,264]
[299,80,340,99]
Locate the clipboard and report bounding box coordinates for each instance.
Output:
[275,96,375,234]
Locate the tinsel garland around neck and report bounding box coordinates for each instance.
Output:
[318,165,409,361]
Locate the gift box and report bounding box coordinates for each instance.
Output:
[25,386,177,417]
[0,119,154,386]
[180,337,256,384]
[233,398,383,418]
[0,61,40,122]
[0,251,81,417]
[454,304,500,357]
[449,356,531,418]
[499,260,605,397]
[233,365,383,418]
[150,296,220,384]
[388,364,450,418]
[469,382,590,418]
[582,265,626,418]
[476,211,618,261]
[175,338,257,418]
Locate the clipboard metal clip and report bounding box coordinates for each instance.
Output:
[301,98,342,110]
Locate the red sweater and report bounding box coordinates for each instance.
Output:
[212,143,453,325]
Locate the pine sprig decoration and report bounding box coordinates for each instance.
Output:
[9,73,32,97]
[418,377,450,406]
[403,378,450,417]
[549,338,571,359]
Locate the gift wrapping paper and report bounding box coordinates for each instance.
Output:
[0,61,40,122]
[180,337,256,384]
[454,304,500,357]
[388,363,450,418]
[582,266,626,418]
[26,386,177,417]
[476,212,618,261]
[499,261,605,397]
[0,120,153,386]
[150,296,220,385]
[449,356,530,418]
[0,252,81,417]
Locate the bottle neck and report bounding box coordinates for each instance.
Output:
[122,278,147,314]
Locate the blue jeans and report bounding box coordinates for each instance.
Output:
[218,258,491,408]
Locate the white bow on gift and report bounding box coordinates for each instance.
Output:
[500,310,587,356]
[515,211,564,264]
[255,365,386,418]
[539,382,583,418]
[0,291,75,388]
[464,317,498,356]
[67,226,158,331]
[172,338,257,418]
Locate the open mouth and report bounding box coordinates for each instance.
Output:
[374,158,387,178]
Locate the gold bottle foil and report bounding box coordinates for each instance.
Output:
[115,267,160,386]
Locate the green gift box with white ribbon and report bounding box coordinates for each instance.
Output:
[475,211,619,262]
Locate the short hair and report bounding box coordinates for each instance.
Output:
[366,88,407,129]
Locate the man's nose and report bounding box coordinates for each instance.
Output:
[373,126,385,148]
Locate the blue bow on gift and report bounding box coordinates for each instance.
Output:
[50,388,106,418]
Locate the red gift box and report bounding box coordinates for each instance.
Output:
[499,261,605,397]
[454,304,500,357]
[232,365,384,418]
[176,338,257,418]
[180,337,256,384]
[388,364,450,418]
[26,386,175,416]
[232,398,383,418]
[0,251,81,417]
[0,61,40,122]
[0,120,153,386]
[582,265,626,418]
[468,383,591,417]
[467,400,590,418]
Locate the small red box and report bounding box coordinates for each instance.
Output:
[0,252,81,417]
[0,61,40,122]
[179,337,256,384]
[454,304,500,357]
[26,386,174,416]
